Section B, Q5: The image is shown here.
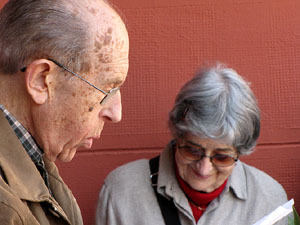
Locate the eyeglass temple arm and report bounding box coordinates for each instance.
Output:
[47,58,108,95]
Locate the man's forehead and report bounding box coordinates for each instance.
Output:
[92,17,128,56]
[81,0,129,88]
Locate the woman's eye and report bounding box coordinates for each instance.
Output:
[214,154,231,161]
[187,147,202,154]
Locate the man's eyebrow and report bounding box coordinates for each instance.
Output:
[112,77,124,85]
[102,76,124,87]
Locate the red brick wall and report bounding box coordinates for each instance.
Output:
[1,0,300,224]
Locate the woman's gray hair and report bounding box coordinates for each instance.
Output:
[0,0,95,75]
[168,63,260,155]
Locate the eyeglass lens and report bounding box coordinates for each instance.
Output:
[178,145,237,167]
[100,87,120,105]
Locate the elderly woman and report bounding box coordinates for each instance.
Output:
[96,64,288,225]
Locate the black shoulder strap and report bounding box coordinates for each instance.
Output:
[149,155,182,225]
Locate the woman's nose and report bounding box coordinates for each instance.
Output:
[99,91,122,123]
[196,156,213,176]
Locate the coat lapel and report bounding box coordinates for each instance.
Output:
[0,113,50,201]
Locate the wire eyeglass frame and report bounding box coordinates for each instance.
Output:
[20,58,119,105]
[177,143,239,167]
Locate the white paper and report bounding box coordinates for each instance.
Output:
[252,199,294,225]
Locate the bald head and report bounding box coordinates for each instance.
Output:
[0,0,128,76]
[76,0,129,83]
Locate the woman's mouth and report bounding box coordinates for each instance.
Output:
[191,167,211,179]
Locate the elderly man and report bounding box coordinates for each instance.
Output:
[0,0,129,224]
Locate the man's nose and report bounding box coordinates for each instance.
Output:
[99,91,122,123]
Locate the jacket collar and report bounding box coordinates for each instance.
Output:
[157,140,191,211]
[0,112,76,224]
[0,112,51,202]
[227,160,248,200]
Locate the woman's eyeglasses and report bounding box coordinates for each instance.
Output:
[177,143,238,167]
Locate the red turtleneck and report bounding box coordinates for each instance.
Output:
[175,164,227,222]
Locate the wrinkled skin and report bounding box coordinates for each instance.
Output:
[175,133,237,193]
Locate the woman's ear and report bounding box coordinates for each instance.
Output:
[24,59,54,104]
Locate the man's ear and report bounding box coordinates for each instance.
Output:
[24,59,54,104]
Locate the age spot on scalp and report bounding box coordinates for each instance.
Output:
[103,27,113,46]
[97,52,112,64]
[93,28,115,64]
[94,40,102,52]
[100,53,112,63]
[87,7,98,15]
[71,8,79,16]
[103,34,112,46]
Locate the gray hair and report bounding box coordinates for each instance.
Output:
[168,64,260,155]
[0,0,97,75]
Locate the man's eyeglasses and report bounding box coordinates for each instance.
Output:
[177,143,239,167]
[21,58,119,105]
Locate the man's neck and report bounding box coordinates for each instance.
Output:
[0,73,34,135]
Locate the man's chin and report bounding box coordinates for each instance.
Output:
[57,148,77,162]
[82,137,94,149]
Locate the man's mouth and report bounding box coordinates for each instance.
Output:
[82,137,94,149]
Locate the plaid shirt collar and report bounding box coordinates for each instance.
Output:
[0,104,52,195]
[0,104,43,163]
